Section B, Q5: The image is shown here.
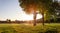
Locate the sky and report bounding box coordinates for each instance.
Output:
[0,0,60,21]
[0,0,21,21]
[0,0,42,21]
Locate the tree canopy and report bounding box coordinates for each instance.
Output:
[19,0,53,14]
[18,0,56,25]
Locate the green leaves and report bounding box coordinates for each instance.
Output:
[18,0,53,14]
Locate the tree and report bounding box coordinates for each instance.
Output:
[38,0,53,25]
[18,0,53,26]
[19,0,40,26]
[44,0,59,23]
[6,19,11,23]
[52,1,59,22]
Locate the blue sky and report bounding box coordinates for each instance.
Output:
[0,0,60,21]
[0,0,23,20]
[0,0,42,21]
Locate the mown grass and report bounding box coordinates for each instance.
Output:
[0,23,60,33]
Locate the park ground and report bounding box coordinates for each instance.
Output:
[0,23,60,33]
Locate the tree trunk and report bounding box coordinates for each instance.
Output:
[42,13,44,26]
[33,10,37,26]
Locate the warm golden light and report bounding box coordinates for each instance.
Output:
[17,11,42,21]
[0,11,42,21]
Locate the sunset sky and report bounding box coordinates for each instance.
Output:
[0,0,60,21]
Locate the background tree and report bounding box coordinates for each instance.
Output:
[45,0,59,23]
[6,19,11,23]
[38,0,53,25]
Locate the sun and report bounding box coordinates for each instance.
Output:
[17,11,42,21]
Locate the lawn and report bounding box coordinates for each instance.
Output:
[0,23,60,33]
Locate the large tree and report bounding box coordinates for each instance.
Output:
[19,0,39,26]
[18,0,53,26]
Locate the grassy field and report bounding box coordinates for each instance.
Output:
[0,23,60,33]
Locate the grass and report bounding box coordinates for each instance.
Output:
[0,23,60,33]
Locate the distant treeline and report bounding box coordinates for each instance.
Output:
[0,21,25,23]
[0,18,60,23]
